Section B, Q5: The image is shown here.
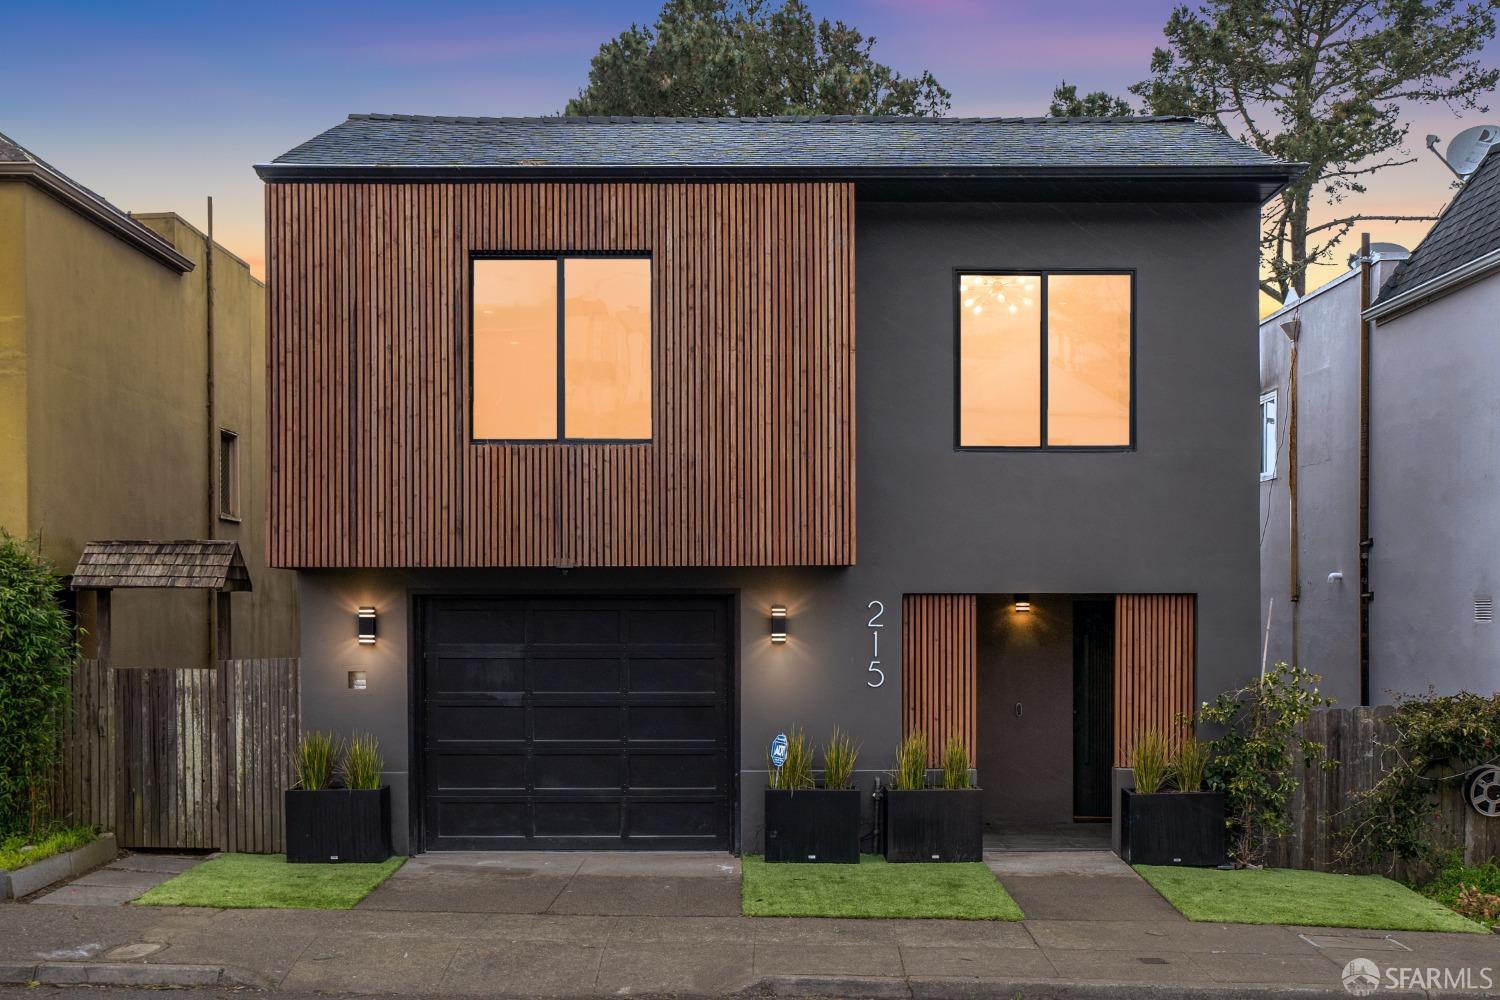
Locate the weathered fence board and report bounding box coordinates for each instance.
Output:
[60,658,299,853]
[1269,706,1499,874]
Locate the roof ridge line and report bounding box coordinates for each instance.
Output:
[345,112,1198,126]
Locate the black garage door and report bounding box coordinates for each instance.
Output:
[418,596,733,851]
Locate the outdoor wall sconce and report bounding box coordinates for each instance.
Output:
[769,604,788,643]
[357,606,377,645]
[1014,594,1032,613]
[347,670,367,691]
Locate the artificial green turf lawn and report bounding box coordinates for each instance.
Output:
[135,852,404,910]
[742,854,1023,919]
[1136,865,1487,934]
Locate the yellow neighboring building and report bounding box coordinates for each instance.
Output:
[0,130,295,666]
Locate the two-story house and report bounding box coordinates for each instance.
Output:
[258,114,1298,854]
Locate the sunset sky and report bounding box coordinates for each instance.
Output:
[9,0,1496,305]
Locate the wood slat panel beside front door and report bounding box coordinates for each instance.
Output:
[1113,594,1196,766]
[901,594,977,767]
[266,181,855,569]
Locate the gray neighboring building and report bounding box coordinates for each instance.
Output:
[1261,144,1500,704]
[258,115,1297,855]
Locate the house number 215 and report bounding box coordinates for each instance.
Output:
[865,601,886,688]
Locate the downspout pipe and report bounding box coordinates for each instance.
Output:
[205,196,217,663]
[1356,233,1373,706]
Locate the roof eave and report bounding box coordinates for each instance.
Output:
[254,161,1301,202]
[0,161,196,274]
[1364,246,1500,323]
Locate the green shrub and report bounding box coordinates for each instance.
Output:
[1341,691,1500,867]
[1418,851,1500,929]
[341,733,384,790]
[1172,736,1209,792]
[767,727,814,790]
[1132,730,1171,794]
[821,727,859,790]
[0,825,97,872]
[891,731,927,790]
[294,731,340,790]
[0,533,78,836]
[940,734,972,789]
[1201,662,1333,866]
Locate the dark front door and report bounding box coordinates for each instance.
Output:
[418,596,733,851]
[1072,599,1115,820]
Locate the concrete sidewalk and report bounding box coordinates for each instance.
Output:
[0,850,1493,998]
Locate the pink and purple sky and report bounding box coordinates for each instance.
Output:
[8,0,1496,303]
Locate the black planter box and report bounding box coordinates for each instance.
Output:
[883,788,983,862]
[765,788,861,863]
[285,787,392,864]
[1119,789,1226,867]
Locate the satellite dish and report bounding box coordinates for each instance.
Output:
[1441,125,1500,179]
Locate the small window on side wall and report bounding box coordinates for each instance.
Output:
[218,429,240,520]
[1259,390,1278,481]
[472,256,652,442]
[958,271,1133,449]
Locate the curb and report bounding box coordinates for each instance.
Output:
[0,833,118,900]
[0,960,265,989]
[745,976,1429,1000]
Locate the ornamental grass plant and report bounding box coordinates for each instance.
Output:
[940,734,972,789]
[891,731,928,790]
[1132,729,1171,794]
[340,733,384,790]
[1173,735,1209,792]
[768,727,814,790]
[822,727,859,790]
[294,731,340,791]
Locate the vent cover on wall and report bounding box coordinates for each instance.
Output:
[1476,596,1494,623]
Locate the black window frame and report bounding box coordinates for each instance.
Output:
[954,268,1137,452]
[469,252,654,445]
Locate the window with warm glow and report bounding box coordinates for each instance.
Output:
[958,272,1132,449]
[472,256,651,441]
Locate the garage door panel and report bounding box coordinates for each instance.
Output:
[628,753,721,790]
[427,753,526,792]
[627,607,722,645]
[429,704,526,743]
[429,607,527,644]
[534,802,620,837]
[629,657,722,693]
[533,704,622,741]
[421,596,731,851]
[629,800,724,838]
[630,704,723,741]
[533,754,622,789]
[431,656,525,694]
[530,657,621,693]
[431,799,528,839]
[528,607,621,644]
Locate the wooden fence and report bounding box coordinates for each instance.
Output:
[1268,706,1499,874]
[59,658,299,853]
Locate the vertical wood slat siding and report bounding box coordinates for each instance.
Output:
[60,659,299,852]
[901,595,978,767]
[267,182,856,569]
[1113,594,1196,766]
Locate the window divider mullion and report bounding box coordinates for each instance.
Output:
[1039,272,1049,448]
[556,256,566,442]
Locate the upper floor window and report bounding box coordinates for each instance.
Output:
[1259,390,1278,481]
[958,271,1132,449]
[472,256,651,442]
[218,428,240,521]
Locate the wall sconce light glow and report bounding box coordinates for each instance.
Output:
[1014,594,1032,614]
[769,604,788,643]
[357,606,377,645]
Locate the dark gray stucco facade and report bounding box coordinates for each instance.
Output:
[297,199,1265,855]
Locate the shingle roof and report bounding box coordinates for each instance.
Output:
[260,114,1296,184]
[71,540,252,591]
[1373,146,1500,305]
[0,130,194,273]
